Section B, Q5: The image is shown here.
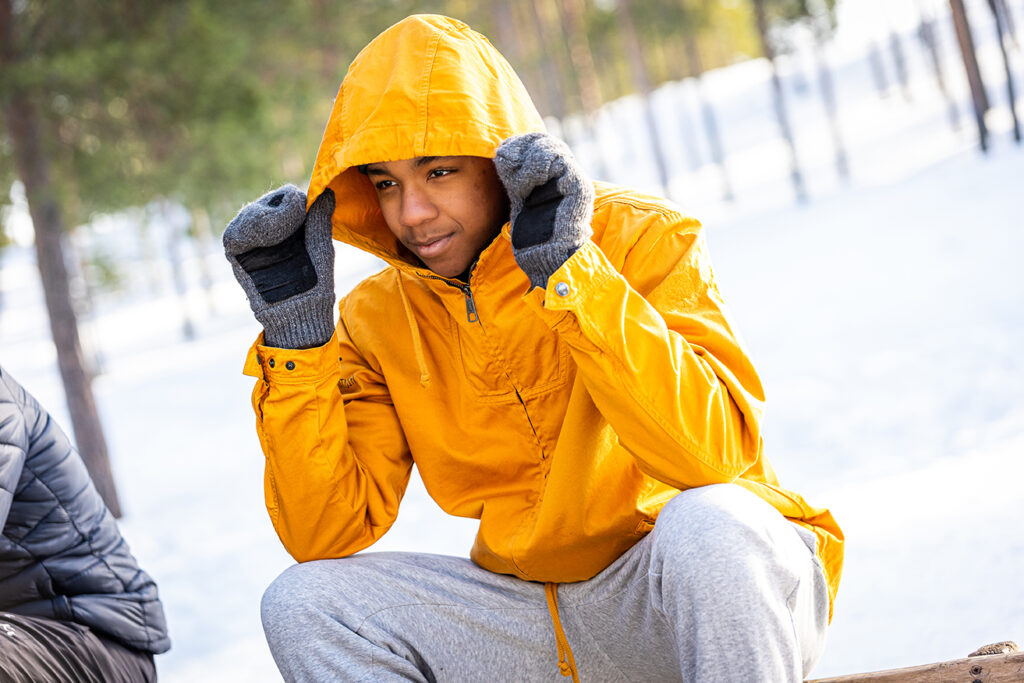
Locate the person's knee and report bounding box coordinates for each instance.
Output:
[261,560,346,637]
[261,564,308,634]
[651,484,788,584]
[262,556,395,639]
[655,484,770,541]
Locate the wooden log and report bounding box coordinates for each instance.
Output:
[808,650,1024,682]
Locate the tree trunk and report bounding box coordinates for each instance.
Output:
[158,203,196,341]
[809,16,850,181]
[490,2,528,92]
[918,11,962,130]
[993,0,1019,47]
[657,38,703,173]
[868,41,891,97]
[189,207,218,314]
[987,0,1022,142]
[889,30,912,100]
[558,0,611,179]
[66,231,106,376]
[499,0,557,120]
[950,0,991,152]
[752,0,807,202]
[680,20,734,200]
[558,0,603,119]
[1,0,122,517]
[527,0,571,121]
[615,0,673,198]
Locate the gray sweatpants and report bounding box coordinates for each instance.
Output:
[261,484,830,682]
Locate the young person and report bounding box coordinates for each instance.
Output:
[224,14,843,681]
[0,365,170,682]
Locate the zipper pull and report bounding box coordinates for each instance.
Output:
[463,286,479,323]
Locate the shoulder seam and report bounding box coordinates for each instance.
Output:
[593,184,687,221]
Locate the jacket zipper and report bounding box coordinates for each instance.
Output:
[418,273,478,323]
[461,284,478,323]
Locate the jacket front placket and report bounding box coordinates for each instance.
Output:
[415,261,546,455]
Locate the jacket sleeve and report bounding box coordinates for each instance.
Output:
[243,301,413,562]
[0,369,27,532]
[523,205,765,490]
[0,442,20,533]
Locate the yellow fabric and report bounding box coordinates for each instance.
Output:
[243,14,844,622]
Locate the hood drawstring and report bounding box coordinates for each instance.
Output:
[395,271,431,388]
[544,582,580,682]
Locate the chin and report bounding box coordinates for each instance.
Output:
[432,268,463,279]
[428,261,468,280]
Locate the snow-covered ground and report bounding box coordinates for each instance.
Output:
[1,0,1022,679]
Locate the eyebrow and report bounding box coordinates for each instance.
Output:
[363,156,443,176]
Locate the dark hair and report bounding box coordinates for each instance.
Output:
[356,164,369,175]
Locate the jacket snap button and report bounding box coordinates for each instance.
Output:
[268,358,275,368]
[285,361,295,371]
[555,282,570,297]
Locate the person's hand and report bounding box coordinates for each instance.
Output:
[223,185,336,349]
[494,133,594,289]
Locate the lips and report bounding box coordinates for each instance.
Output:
[411,233,453,258]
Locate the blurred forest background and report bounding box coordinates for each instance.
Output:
[1,0,1020,557]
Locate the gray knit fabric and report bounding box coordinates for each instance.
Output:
[260,484,830,682]
[223,185,336,349]
[494,132,594,289]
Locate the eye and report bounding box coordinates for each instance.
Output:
[374,179,396,191]
[428,167,455,179]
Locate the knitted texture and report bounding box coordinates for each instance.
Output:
[224,185,336,348]
[494,133,594,289]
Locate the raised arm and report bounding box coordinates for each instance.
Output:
[227,187,412,561]
[243,314,413,562]
[496,134,764,490]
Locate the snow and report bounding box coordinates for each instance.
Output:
[708,145,1024,674]
[2,0,1023,678]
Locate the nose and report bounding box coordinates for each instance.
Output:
[399,185,439,229]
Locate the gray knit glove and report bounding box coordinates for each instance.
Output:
[494,133,594,289]
[223,185,336,349]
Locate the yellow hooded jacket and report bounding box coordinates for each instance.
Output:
[243,15,843,619]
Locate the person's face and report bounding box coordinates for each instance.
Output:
[365,155,509,279]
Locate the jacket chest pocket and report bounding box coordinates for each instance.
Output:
[453,316,571,403]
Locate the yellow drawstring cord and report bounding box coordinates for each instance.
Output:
[395,271,431,388]
[545,583,580,682]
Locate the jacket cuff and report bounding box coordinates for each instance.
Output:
[522,241,616,322]
[242,327,340,384]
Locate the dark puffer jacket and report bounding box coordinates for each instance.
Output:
[0,365,170,654]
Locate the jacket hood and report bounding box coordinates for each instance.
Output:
[307,14,545,268]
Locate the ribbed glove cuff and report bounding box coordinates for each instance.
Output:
[495,132,594,290]
[514,241,582,289]
[257,290,335,349]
